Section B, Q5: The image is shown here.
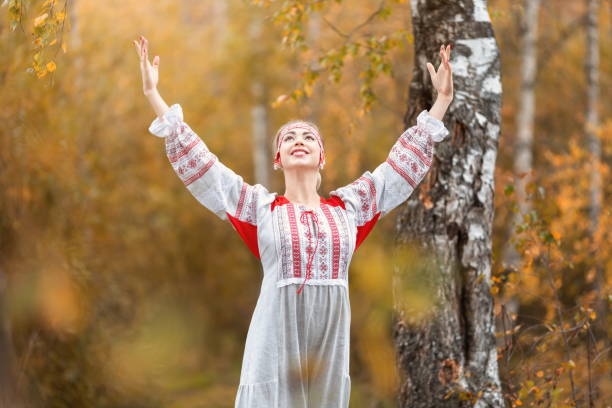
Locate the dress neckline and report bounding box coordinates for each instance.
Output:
[277,195,324,211]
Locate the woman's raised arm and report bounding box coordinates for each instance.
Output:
[132,36,269,260]
[133,35,169,118]
[329,44,454,252]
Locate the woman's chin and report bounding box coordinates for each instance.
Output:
[283,160,318,171]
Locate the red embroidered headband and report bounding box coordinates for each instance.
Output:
[273,122,326,170]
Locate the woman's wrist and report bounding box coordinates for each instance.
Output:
[144,87,170,119]
[144,87,159,97]
[428,95,453,121]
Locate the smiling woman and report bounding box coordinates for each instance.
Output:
[272,119,325,192]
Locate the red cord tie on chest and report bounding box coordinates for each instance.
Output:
[297,210,320,295]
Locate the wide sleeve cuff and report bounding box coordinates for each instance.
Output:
[416,110,449,142]
[148,103,183,138]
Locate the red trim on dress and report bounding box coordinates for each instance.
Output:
[286,204,302,278]
[398,133,432,166]
[323,195,346,209]
[321,205,341,279]
[386,157,418,188]
[297,210,320,294]
[226,212,260,259]
[272,195,345,210]
[235,183,248,219]
[355,211,381,252]
[168,137,200,163]
[271,195,289,210]
[183,157,216,186]
[357,175,377,214]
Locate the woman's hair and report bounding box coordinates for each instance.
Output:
[272,120,324,191]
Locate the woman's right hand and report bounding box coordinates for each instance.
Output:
[133,35,159,95]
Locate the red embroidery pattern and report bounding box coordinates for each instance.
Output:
[346,174,378,227]
[286,204,302,278]
[235,183,259,225]
[236,183,248,219]
[386,125,433,188]
[386,157,418,187]
[272,197,351,285]
[166,123,217,186]
[277,205,292,280]
[398,132,432,167]
[333,206,351,278]
[321,205,341,279]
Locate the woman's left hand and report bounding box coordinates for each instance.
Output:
[427,44,453,101]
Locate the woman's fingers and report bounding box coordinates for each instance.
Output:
[133,40,140,58]
[426,62,436,83]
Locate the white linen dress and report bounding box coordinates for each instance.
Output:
[148,104,449,407]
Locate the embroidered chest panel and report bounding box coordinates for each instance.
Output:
[270,197,354,285]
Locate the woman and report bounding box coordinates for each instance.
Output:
[134,35,453,408]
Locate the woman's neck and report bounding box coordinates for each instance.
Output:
[283,169,319,206]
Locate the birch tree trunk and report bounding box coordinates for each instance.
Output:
[393,1,504,406]
[252,81,270,187]
[584,0,607,355]
[504,0,541,272]
[249,16,271,187]
[499,0,541,345]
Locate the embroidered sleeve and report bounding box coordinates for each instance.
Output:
[148,103,265,226]
[329,110,449,250]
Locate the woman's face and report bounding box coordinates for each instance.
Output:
[278,124,321,171]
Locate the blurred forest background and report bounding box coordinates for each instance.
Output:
[0,0,610,407]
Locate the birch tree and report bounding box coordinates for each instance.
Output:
[584,0,607,360]
[393,1,504,406]
[499,0,541,342]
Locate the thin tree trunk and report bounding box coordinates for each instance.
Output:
[585,0,607,360]
[499,0,542,346]
[249,17,271,187]
[393,1,503,406]
[307,12,325,124]
[252,82,270,187]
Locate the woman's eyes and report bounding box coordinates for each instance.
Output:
[285,135,314,141]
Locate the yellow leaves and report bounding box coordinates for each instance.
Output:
[27,0,66,77]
